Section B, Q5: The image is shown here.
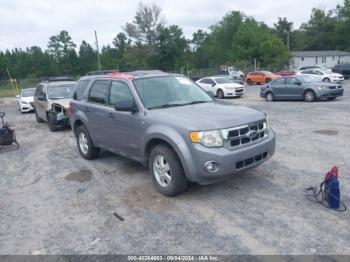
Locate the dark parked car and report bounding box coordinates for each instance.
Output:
[70,71,276,196]
[332,64,350,79]
[260,75,343,102]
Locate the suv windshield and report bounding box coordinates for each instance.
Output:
[48,83,76,99]
[213,77,234,84]
[133,76,213,109]
[22,89,35,97]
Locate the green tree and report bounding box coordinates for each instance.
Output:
[78,41,97,74]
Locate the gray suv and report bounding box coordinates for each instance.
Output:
[70,71,276,196]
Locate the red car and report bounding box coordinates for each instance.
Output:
[275,70,296,76]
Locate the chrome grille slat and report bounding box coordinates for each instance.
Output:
[221,120,268,150]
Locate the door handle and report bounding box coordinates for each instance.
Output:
[107,113,115,119]
[85,107,90,112]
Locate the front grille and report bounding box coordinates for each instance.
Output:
[236,152,268,169]
[222,120,268,149]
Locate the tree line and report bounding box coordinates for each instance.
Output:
[1,0,350,80]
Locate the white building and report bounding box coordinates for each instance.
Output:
[290,50,350,69]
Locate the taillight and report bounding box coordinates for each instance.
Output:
[67,102,73,116]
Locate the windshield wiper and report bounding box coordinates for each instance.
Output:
[184,101,211,105]
[148,103,185,110]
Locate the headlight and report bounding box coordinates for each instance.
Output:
[190,130,223,147]
[317,86,328,91]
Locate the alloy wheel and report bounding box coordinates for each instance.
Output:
[153,154,172,187]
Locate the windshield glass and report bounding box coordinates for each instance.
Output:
[213,77,234,84]
[133,76,213,109]
[21,89,35,97]
[48,84,76,99]
[299,75,322,83]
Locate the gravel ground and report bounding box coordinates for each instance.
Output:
[0,81,349,255]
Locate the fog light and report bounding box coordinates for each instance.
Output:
[204,161,220,173]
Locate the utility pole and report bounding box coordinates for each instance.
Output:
[6,67,17,95]
[286,30,290,51]
[95,30,101,71]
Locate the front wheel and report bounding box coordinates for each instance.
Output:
[149,144,189,197]
[323,78,331,83]
[35,110,44,123]
[304,90,316,102]
[217,89,224,99]
[76,125,100,160]
[246,79,253,85]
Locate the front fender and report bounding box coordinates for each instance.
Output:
[141,125,195,180]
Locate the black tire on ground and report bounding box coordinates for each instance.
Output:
[76,125,100,160]
[265,92,274,102]
[47,112,58,131]
[217,89,224,99]
[246,79,253,85]
[323,78,331,83]
[265,78,272,83]
[304,90,316,102]
[327,97,337,101]
[35,109,44,123]
[149,144,189,197]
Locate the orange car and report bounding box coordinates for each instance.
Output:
[245,71,280,85]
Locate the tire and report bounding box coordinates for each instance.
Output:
[149,144,189,197]
[265,92,274,102]
[35,109,44,123]
[217,89,224,99]
[323,78,330,83]
[239,75,244,81]
[47,112,58,131]
[246,79,253,85]
[265,78,271,83]
[76,125,100,160]
[304,90,316,102]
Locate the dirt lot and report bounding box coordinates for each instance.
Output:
[1,82,350,255]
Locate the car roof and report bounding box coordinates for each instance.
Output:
[46,81,77,86]
[80,70,172,82]
[21,87,36,90]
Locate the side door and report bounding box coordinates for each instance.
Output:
[284,77,303,99]
[269,78,287,98]
[104,80,144,158]
[206,78,217,93]
[85,80,111,147]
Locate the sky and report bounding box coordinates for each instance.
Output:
[0,0,343,51]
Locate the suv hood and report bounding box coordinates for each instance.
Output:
[149,102,266,130]
[49,98,71,109]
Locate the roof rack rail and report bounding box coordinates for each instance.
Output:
[40,76,75,82]
[86,68,144,76]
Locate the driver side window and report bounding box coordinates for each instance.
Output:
[109,81,134,106]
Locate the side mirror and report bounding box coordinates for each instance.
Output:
[16,95,20,98]
[296,82,302,86]
[115,100,138,113]
[212,83,216,87]
[206,91,215,98]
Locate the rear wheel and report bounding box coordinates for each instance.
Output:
[265,92,274,102]
[246,79,253,85]
[265,78,272,83]
[76,125,100,160]
[217,89,224,99]
[304,90,316,102]
[149,144,189,197]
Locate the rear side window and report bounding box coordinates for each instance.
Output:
[108,81,134,105]
[271,78,286,85]
[88,80,110,104]
[74,79,90,100]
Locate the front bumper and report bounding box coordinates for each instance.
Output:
[182,129,276,184]
[20,103,34,112]
[316,88,344,99]
[223,88,245,97]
